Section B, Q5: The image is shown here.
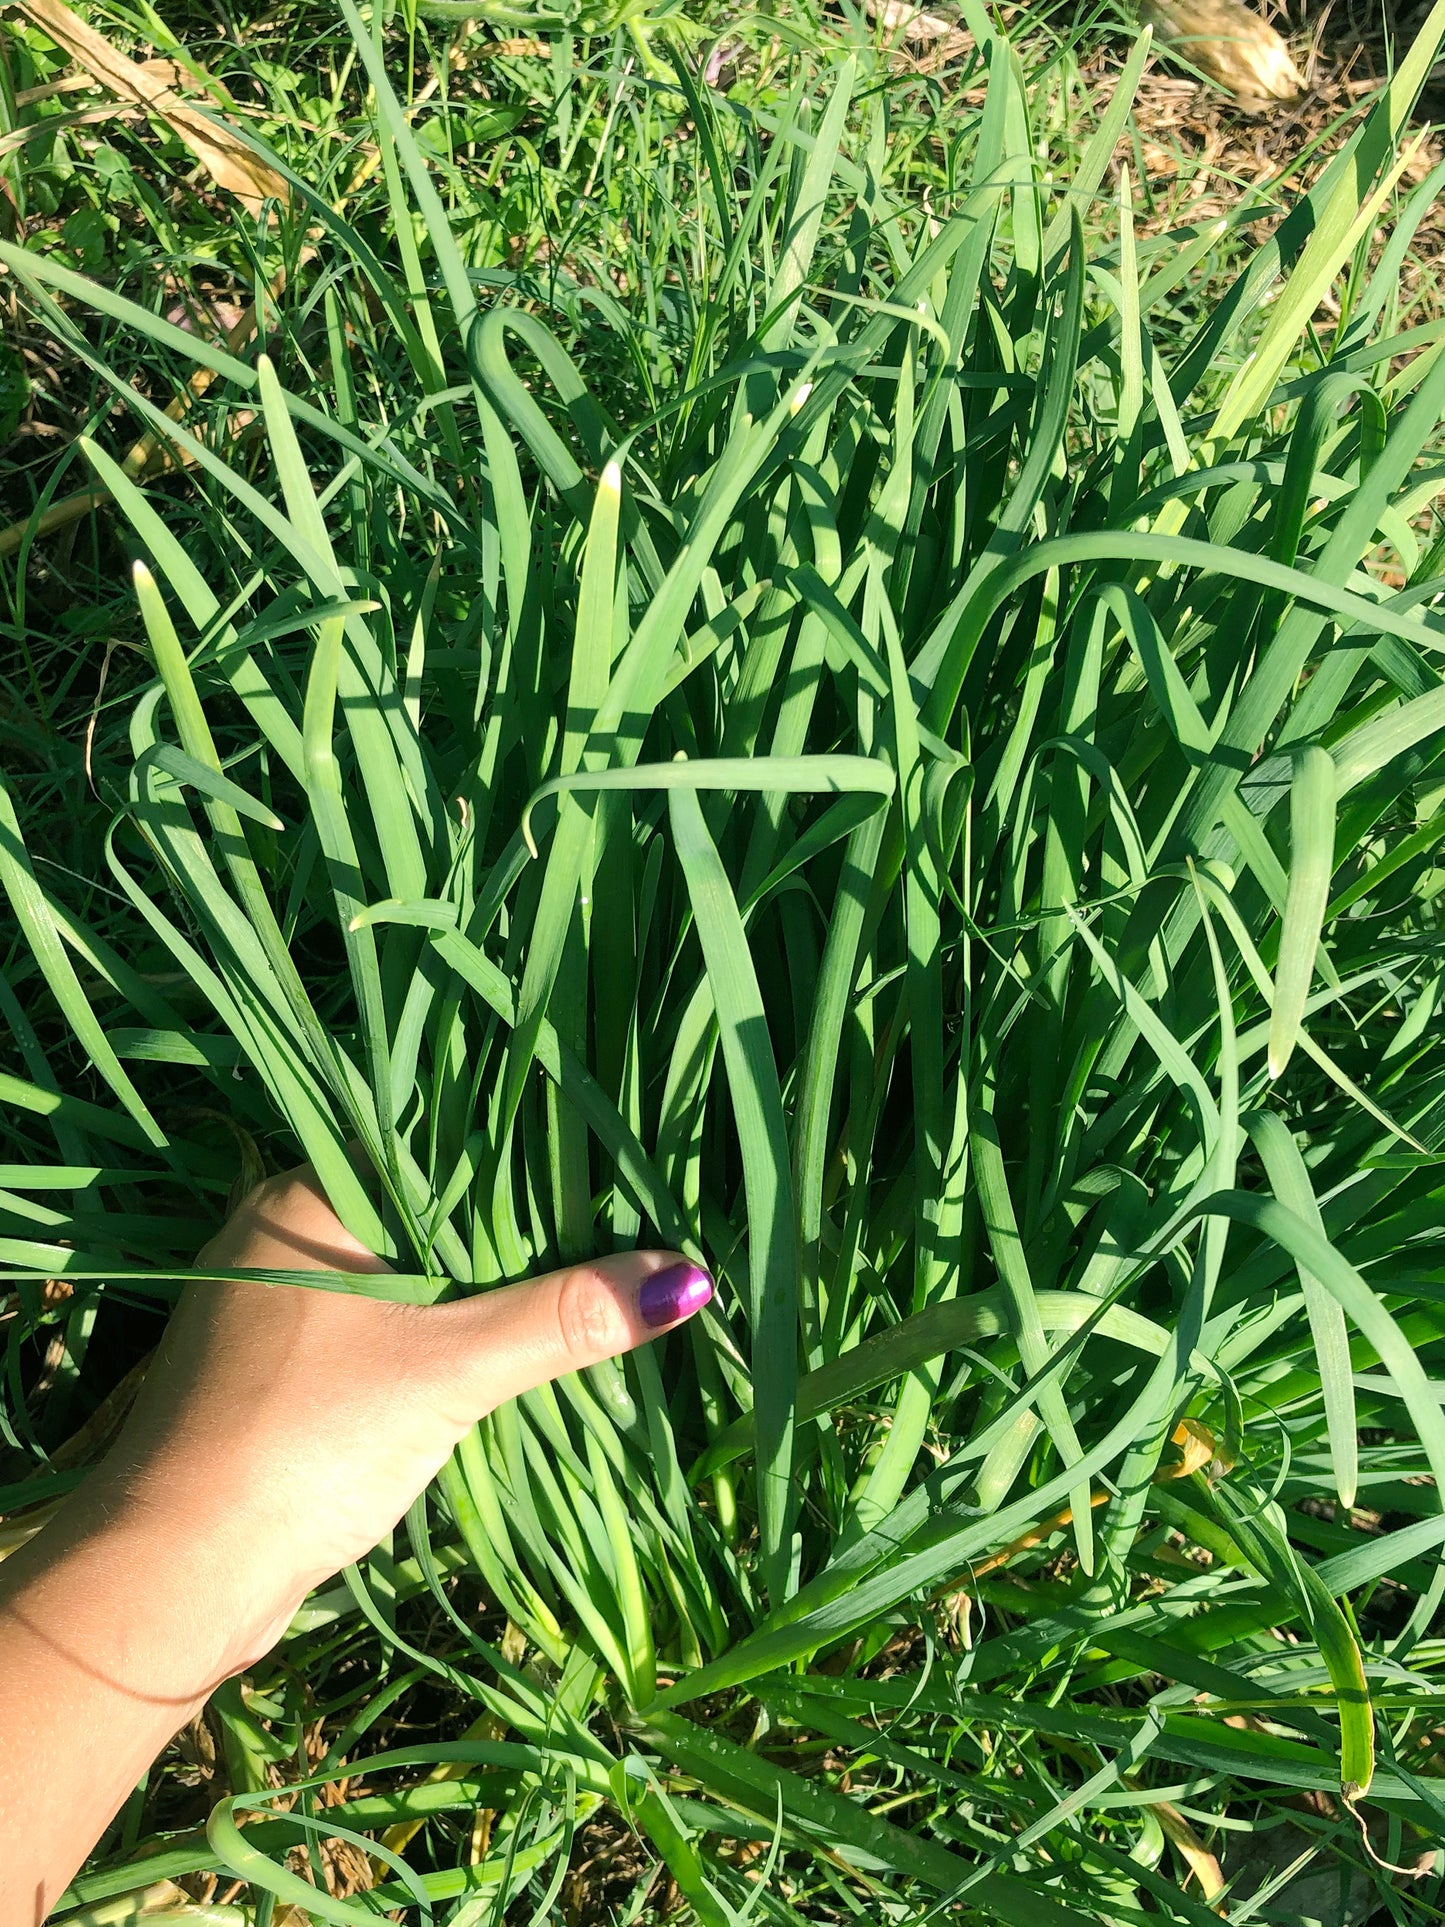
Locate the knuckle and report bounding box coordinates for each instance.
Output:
[243,1171,307,1225]
[240,1173,285,1215]
[554,1267,627,1363]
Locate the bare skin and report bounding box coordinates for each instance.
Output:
[0,1170,709,1925]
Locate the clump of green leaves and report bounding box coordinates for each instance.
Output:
[7,3,1445,1920]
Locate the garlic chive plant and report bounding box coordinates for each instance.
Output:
[5,2,1445,1917]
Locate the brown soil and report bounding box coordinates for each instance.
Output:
[889,0,1445,308]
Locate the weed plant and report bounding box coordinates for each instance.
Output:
[5,3,1445,1920]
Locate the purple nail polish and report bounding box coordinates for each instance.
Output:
[639,1261,713,1328]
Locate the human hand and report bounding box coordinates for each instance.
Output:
[0,1169,711,1924]
[92,1166,713,1691]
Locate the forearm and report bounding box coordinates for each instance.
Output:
[0,1449,306,1919]
[0,1182,388,1923]
[0,1171,700,1923]
[0,1476,290,1926]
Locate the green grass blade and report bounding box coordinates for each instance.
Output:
[1248,1111,1358,1509]
[668,785,798,1604]
[1268,745,1336,1080]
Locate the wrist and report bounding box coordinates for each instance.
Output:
[4,1468,306,1704]
[0,1473,291,1923]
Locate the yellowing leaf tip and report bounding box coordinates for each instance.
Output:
[601,458,622,494]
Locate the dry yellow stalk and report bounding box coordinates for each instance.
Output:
[1140,0,1304,107]
[13,0,289,208]
[864,0,955,45]
[14,57,196,108]
[934,1420,1228,1633]
[1153,1799,1228,1907]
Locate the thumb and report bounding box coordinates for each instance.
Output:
[428,1252,713,1415]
